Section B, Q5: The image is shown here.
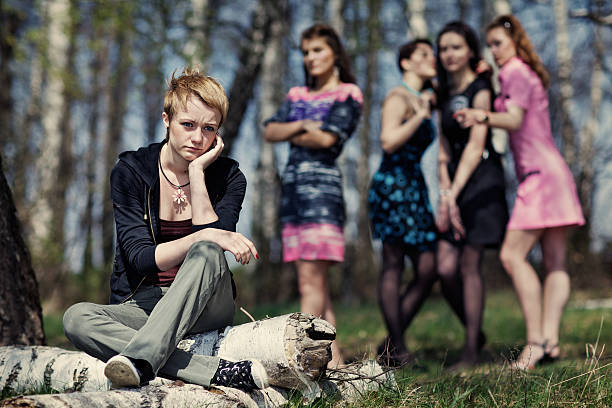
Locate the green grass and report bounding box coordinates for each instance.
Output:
[235,290,611,407]
[38,289,612,406]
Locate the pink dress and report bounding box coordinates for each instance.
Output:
[495,57,584,230]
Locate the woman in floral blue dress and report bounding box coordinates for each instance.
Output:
[264,23,362,367]
[368,39,438,365]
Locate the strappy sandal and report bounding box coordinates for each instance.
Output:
[542,342,560,364]
[514,341,546,370]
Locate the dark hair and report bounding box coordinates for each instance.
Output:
[487,15,549,88]
[435,21,488,103]
[300,23,356,88]
[397,38,433,73]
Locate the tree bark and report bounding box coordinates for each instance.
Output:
[221,0,272,155]
[29,0,71,258]
[2,382,289,408]
[251,0,287,303]
[0,314,333,393]
[0,155,45,346]
[405,0,427,39]
[0,315,396,407]
[352,0,380,300]
[575,2,605,225]
[102,4,133,267]
[553,0,576,171]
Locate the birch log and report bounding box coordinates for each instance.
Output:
[0,314,333,394]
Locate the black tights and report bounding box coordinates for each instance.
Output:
[378,242,437,353]
[437,240,484,359]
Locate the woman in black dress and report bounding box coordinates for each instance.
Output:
[435,22,508,367]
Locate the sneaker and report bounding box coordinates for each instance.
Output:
[104,355,141,388]
[211,359,269,390]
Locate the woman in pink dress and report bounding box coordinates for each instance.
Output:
[454,14,584,369]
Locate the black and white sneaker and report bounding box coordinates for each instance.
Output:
[211,359,269,390]
[104,355,141,388]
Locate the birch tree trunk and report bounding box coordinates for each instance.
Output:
[329,0,345,35]
[575,3,605,225]
[0,315,396,407]
[29,0,70,257]
[405,0,427,39]
[352,0,380,300]
[251,0,287,303]
[553,0,576,171]
[481,0,510,155]
[183,0,211,68]
[12,38,44,213]
[101,4,133,267]
[0,0,28,206]
[0,314,334,394]
[80,18,110,289]
[0,155,45,346]
[222,0,272,155]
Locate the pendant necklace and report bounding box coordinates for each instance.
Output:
[158,153,189,205]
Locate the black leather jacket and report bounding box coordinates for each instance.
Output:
[109,141,246,304]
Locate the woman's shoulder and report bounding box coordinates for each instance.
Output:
[470,75,493,94]
[337,82,363,103]
[286,86,309,100]
[500,57,534,83]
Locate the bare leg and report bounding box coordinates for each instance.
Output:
[500,228,545,368]
[540,227,570,358]
[296,259,344,368]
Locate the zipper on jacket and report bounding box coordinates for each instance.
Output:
[120,186,156,304]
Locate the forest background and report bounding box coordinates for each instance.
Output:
[0,0,611,331]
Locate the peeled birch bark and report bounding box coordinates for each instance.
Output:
[1,383,289,408]
[0,313,333,395]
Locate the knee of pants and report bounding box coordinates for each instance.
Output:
[187,241,224,262]
[185,240,229,279]
[63,302,97,346]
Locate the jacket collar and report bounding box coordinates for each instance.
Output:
[117,141,165,188]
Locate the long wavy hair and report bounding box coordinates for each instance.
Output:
[300,23,356,88]
[487,14,549,88]
[435,21,489,104]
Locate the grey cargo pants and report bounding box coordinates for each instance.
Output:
[63,241,235,386]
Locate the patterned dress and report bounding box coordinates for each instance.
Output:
[265,84,363,262]
[368,118,437,252]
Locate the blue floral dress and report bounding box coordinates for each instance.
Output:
[368,119,437,252]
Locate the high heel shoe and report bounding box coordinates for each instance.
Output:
[514,341,546,370]
[542,342,560,364]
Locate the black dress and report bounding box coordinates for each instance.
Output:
[439,77,508,248]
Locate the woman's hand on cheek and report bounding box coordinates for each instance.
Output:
[190,135,224,171]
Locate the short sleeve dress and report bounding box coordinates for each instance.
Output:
[439,76,508,248]
[368,114,437,253]
[496,57,584,230]
[265,83,363,262]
